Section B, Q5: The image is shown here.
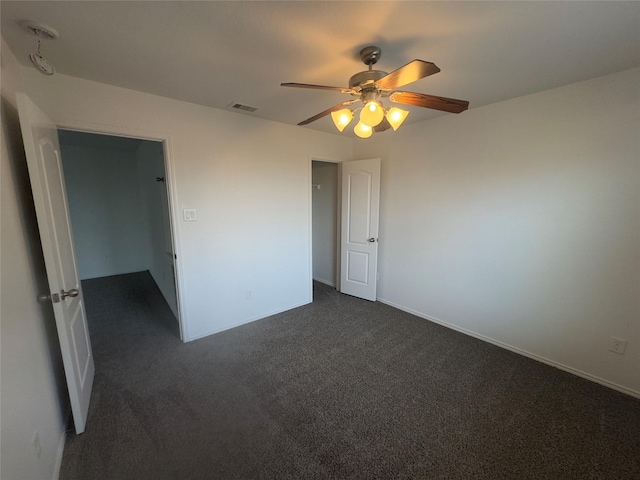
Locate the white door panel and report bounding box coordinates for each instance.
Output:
[340,158,380,301]
[17,94,95,434]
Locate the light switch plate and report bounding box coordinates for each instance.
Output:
[183,209,197,222]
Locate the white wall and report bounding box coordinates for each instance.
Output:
[61,144,150,279]
[354,67,640,396]
[21,68,353,341]
[312,161,338,287]
[1,40,69,480]
[136,140,179,317]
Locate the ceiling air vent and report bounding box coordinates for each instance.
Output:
[227,102,258,113]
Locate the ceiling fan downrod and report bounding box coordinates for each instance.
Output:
[349,46,388,90]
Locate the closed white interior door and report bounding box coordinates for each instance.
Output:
[340,158,381,301]
[17,93,95,434]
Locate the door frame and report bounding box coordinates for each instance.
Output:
[54,119,187,341]
[309,155,342,300]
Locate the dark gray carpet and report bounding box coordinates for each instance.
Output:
[60,271,640,480]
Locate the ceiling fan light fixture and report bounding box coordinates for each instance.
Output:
[386,107,409,131]
[360,101,385,127]
[331,109,354,132]
[354,121,373,139]
[282,45,468,137]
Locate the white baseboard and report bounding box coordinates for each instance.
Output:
[52,415,69,480]
[377,297,640,399]
[313,277,336,288]
[186,300,311,342]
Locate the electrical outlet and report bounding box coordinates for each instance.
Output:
[246,290,253,300]
[33,431,41,459]
[608,337,627,355]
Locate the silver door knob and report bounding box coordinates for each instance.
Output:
[61,288,79,300]
[368,237,377,243]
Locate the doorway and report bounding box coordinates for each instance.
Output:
[57,129,180,334]
[312,160,339,290]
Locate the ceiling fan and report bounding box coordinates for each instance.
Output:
[282,46,469,138]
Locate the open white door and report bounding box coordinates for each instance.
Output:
[17,94,95,434]
[340,158,381,301]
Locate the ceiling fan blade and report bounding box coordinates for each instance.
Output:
[390,91,469,114]
[374,117,392,133]
[297,100,359,126]
[281,83,355,94]
[374,60,440,90]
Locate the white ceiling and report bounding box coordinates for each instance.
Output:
[2,1,639,135]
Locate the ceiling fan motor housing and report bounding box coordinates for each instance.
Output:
[348,70,388,90]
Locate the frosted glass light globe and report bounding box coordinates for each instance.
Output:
[330,109,354,132]
[354,121,373,139]
[386,107,409,130]
[360,101,384,127]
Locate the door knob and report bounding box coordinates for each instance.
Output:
[368,237,377,243]
[61,288,79,300]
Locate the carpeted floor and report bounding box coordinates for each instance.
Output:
[59,271,640,480]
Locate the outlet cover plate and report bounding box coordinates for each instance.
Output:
[608,337,627,355]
